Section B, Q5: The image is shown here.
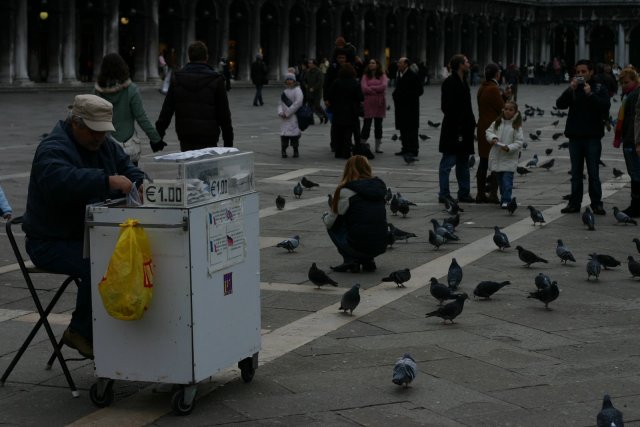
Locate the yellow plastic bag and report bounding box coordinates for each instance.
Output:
[99,219,154,320]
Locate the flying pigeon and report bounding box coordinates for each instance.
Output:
[555,239,576,264]
[275,195,285,210]
[293,182,303,199]
[429,277,457,305]
[382,269,411,288]
[526,154,539,167]
[516,245,548,267]
[527,281,559,310]
[276,235,300,252]
[339,284,361,315]
[473,281,510,299]
[613,168,624,179]
[493,226,510,251]
[552,132,564,140]
[558,141,570,149]
[428,230,445,249]
[392,353,417,388]
[447,258,463,290]
[582,206,595,231]
[301,176,320,189]
[613,207,638,225]
[426,293,469,323]
[388,223,417,242]
[516,166,531,176]
[587,254,602,280]
[628,256,640,278]
[507,197,518,215]
[427,120,441,128]
[596,394,624,427]
[308,263,338,288]
[534,273,552,290]
[527,205,546,226]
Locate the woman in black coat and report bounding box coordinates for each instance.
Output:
[438,54,476,203]
[328,63,364,159]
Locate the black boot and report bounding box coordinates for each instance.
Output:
[623,181,640,218]
[292,138,299,158]
[281,138,289,158]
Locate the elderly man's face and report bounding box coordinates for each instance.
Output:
[397,58,408,72]
[71,119,107,151]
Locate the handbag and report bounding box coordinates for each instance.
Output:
[115,132,142,162]
[296,103,314,131]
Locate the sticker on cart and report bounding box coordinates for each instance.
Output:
[223,272,233,295]
[226,224,245,261]
[144,180,184,206]
[208,232,226,269]
[206,201,243,229]
[209,177,229,200]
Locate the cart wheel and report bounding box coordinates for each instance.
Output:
[89,381,114,408]
[239,360,255,383]
[172,388,195,416]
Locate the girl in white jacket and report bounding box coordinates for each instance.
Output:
[486,101,524,208]
[278,73,304,158]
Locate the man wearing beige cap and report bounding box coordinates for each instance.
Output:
[22,94,144,359]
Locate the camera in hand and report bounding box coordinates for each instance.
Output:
[575,76,585,85]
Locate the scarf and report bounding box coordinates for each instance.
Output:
[614,82,639,148]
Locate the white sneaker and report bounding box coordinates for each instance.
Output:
[501,202,508,209]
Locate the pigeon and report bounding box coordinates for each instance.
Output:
[534,273,552,290]
[538,158,555,171]
[397,193,417,207]
[392,353,417,388]
[427,120,441,128]
[444,197,463,214]
[403,153,419,165]
[555,239,576,264]
[391,134,398,141]
[398,199,411,217]
[516,245,548,267]
[429,277,457,305]
[390,194,399,215]
[507,197,518,215]
[443,214,460,230]
[536,108,545,116]
[536,129,542,136]
[382,269,411,288]
[473,281,510,299]
[339,284,361,315]
[428,230,445,249]
[419,134,430,141]
[447,258,463,290]
[582,206,595,231]
[527,205,546,226]
[293,182,303,199]
[527,281,559,310]
[516,166,531,176]
[426,293,469,323]
[386,229,396,247]
[586,254,602,280]
[551,120,559,126]
[558,141,570,149]
[301,176,319,189]
[308,263,338,288]
[385,188,393,204]
[613,167,624,179]
[493,226,510,251]
[633,237,640,254]
[275,195,285,210]
[552,132,564,140]
[276,235,300,252]
[613,207,638,225]
[525,154,538,167]
[468,155,476,168]
[596,394,624,427]
[628,256,640,278]
[431,219,459,241]
[388,223,417,242]
[592,254,621,270]
[545,148,553,156]
[529,133,540,141]
[327,194,333,207]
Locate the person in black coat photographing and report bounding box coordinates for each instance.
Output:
[323,155,388,273]
[392,57,424,156]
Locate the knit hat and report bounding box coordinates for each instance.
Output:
[284,73,296,81]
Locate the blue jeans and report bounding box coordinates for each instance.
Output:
[623,146,640,182]
[327,224,374,264]
[26,239,92,340]
[496,171,514,203]
[438,153,471,199]
[568,138,602,208]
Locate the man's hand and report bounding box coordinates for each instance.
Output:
[109,175,133,194]
[150,140,167,153]
[583,82,592,95]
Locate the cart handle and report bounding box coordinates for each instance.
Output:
[86,218,188,231]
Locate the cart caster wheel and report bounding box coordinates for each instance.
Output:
[239,359,255,383]
[172,388,195,416]
[89,381,114,408]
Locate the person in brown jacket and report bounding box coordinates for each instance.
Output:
[476,63,511,203]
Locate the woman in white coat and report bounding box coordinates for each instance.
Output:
[278,73,304,158]
[486,101,524,208]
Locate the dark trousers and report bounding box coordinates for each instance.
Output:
[400,127,419,155]
[253,84,264,105]
[568,138,602,208]
[331,123,353,158]
[327,223,374,264]
[26,239,92,340]
[361,117,383,140]
[308,96,327,121]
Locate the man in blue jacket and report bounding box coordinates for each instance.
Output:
[557,59,611,215]
[23,95,144,359]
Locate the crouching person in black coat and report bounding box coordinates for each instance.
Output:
[323,156,388,273]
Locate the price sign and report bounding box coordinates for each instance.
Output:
[209,177,229,200]
[144,180,184,206]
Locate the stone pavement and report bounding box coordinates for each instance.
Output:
[1,83,640,426]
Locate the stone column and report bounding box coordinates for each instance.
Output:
[453,16,462,54]
[376,13,386,69]
[307,4,319,59]
[147,0,160,82]
[471,21,478,62]
[219,1,230,59]
[355,9,365,57]
[515,24,522,66]
[486,23,493,64]
[417,14,427,64]
[14,0,31,84]
[332,6,343,40]
[500,23,507,65]
[437,20,445,77]
[578,25,586,60]
[278,4,291,80]
[185,1,196,45]
[106,0,119,54]
[250,5,262,62]
[398,10,408,56]
[617,23,625,66]
[539,27,547,63]
[62,0,78,83]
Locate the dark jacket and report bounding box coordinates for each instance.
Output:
[392,68,424,130]
[343,177,388,256]
[556,79,610,139]
[250,59,268,86]
[439,72,476,155]
[328,76,363,126]
[621,86,640,147]
[156,62,234,150]
[23,120,144,241]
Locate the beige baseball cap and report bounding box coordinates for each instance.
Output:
[70,94,116,132]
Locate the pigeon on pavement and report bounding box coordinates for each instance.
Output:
[516,166,531,176]
[545,148,553,156]
[382,269,411,288]
[275,195,285,210]
[301,176,320,189]
[628,256,640,278]
[558,141,570,149]
[527,205,546,226]
[507,197,518,215]
[596,394,624,427]
[613,167,624,179]
[431,219,459,241]
[390,194,399,215]
[534,273,552,290]
[428,230,445,249]
[447,258,463,290]
[427,120,441,128]
[419,134,430,141]
[339,284,361,315]
[551,120,559,126]
[516,245,548,267]
[426,293,469,323]
[443,214,460,229]
[556,239,576,264]
[293,182,303,199]
[473,281,510,299]
[538,158,555,171]
[526,154,539,167]
[587,254,602,280]
[592,254,621,270]
[493,226,510,250]
[385,188,393,204]
[582,206,596,230]
[614,207,638,225]
[528,281,559,310]
[429,277,457,305]
[276,235,300,252]
[397,199,412,217]
[392,353,417,388]
[388,223,417,242]
[552,132,564,140]
[308,263,338,288]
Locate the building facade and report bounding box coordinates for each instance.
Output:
[1,0,639,85]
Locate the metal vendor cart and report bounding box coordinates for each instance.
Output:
[86,149,260,415]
